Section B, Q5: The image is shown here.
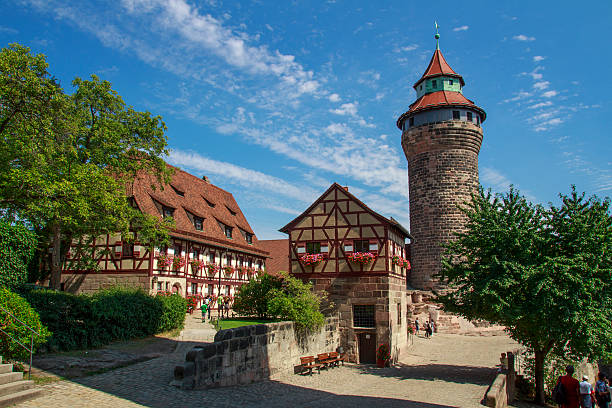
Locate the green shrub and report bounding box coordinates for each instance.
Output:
[234,272,325,330]
[0,221,37,288]
[156,292,187,332]
[0,288,50,360]
[19,286,186,351]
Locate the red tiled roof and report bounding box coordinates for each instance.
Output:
[131,164,268,257]
[258,239,289,276]
[414,49,464,88]
[408,90,483,115]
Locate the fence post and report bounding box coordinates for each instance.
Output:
[29,334,34,380]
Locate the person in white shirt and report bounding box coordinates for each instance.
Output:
[579,375,594,408]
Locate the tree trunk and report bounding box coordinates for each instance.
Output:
[534,349,546,405]
[50,222,62,290]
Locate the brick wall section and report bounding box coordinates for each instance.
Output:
[401,120,483,290]
[173,317,339,389]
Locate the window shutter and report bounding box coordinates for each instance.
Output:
[344,240,353,253]
[133,245,141,257]
[320,242,329,253]
[369,239,379,252]
[115,242,122,258]
[297,243,306,254]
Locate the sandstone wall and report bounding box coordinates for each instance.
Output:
[401,120,483,290]
[58,273,152,294]
[173,317,340,389]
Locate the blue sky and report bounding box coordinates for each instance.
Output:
[2,1,611,239]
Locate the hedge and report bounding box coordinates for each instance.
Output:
[0,288,51,360]
[0,221,37,288]
[19,287,187,352]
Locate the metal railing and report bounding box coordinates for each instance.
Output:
[0,304,42,380]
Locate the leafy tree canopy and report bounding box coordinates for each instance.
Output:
[0,220,37,287]
[233,272,326,330]
[0,43,173,288]
[437,186,611,404]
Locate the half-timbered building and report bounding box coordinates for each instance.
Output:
[279,183,412,364]
[59,164,268,306]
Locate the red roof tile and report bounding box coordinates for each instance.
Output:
[414,49,464,88]
[131,163,268,257]
[258,239,289,276]
[408,90,484,116]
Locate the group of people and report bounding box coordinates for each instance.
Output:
[199,295,233,321]
[557,366,611,408]
[413,317,436,338]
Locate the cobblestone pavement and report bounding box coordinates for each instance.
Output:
[16,331,518,408]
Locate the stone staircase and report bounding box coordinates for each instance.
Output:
[0,356,42,407]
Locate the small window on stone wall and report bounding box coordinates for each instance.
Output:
[397,303,402,325]
[353,305,375,328]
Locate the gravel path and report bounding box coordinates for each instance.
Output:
[16,329,518,407]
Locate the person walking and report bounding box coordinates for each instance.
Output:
[205,296,212,319]
[595,373,610,408]
[558,365,580,408]
[430,320,435,337]
[415,318,420,336]
[424,320,431,339]
[579,375,594,408]
[200,301,208,323]
[217,295,224,318]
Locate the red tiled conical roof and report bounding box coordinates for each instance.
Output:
[414,49,464,88]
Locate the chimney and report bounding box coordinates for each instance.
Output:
[202,176,210,183]
[343,186,349,192]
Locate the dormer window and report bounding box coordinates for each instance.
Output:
[246,233,253,244]
[432,80,437,88]
[203,197,215,208]
[170,185,184,197]
[225,225,233,239]
[194,216,203,231]
[162,206,174,218]
[226,205,237,216]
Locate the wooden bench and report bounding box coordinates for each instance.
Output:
[316,353,338,369]
[328,351,345,367]
[298,356,323,375]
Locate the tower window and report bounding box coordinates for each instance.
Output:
[448,79,454,85]
[432,80,437,88]
[419,85,422,90]
[467,112,473,121]
[476,115,481,125]
[409,117,414,127]
[452,111,460,120]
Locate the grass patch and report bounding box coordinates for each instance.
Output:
[214,317,277,331]
[31,374,64,385]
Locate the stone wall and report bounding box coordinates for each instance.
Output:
[173,317,340,389]
[58,273,152,294]
[401,120,483,290]
[311,275,407,364]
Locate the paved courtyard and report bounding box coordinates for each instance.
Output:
[16,325,519,408]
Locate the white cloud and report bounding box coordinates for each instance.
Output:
[453,25,469,32]
[502,91,531,103]
[328,93,340,102]
[533,81,550,90]
[513,34,535,42]
[480,167,513,193]
[395,44,418,52]
[542,90,558,98]
[528,101,553,109]
[167,150,316,203]
[330,102,358,116]
[533,55,546,62]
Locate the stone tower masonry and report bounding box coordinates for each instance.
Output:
[397,34,486,290]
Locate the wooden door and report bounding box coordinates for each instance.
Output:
[358,332,376,364]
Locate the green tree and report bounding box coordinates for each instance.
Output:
[437,186,612,405]
[233,272,325,329]
[0,44,173,288]
[0,220,37,287]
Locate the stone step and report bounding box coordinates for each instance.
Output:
[0,387,42,408]
[0,380,35,398]
[0,373,22,386]
[0,365,12,375]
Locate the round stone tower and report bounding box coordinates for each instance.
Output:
[397,32,486,290]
